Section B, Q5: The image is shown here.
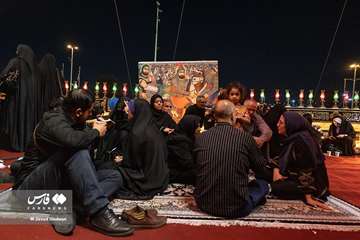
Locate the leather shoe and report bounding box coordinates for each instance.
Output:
[90,207,134,236]
[122,205,167,229]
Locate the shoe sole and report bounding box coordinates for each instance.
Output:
[90,225,134,237]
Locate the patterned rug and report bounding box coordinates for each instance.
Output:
[110,184,360,231]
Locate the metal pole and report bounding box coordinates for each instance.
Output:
[154,1,160,61]
[70,48,74,90]
[352,67,357,108]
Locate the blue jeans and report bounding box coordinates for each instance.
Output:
[238,179,269,217]
[18,149,123,216]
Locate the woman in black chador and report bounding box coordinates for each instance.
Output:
[39,53,62,113]
[270,112,331,210]
[150,94,177,134]
[167,115,201,184]
[116,99,169,199]
[0,44,41,151]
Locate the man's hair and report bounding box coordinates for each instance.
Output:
[196,95,206,102]
[62,89,94,113]
[214,100,235,120]
[244,98,257,106]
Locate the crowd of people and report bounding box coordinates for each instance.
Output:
[3,80,345,236]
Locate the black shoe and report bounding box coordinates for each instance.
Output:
[50,212,76,236]
[90,207,134,237]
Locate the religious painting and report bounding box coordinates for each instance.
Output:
[138,61,219,122]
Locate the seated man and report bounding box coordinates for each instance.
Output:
[322,113,355,156]
[12,89,134,237]
[184,95,207,125]
[244,99,272,148]
[194,100,269,218]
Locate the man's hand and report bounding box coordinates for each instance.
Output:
[0,92,6,101]
[114,155,124,164]
[273,168,288,182]
[337,134,347,138]
[305,194,333,211]
[254,137,265,148]
[163,128,175,134]
[93,120,107,137]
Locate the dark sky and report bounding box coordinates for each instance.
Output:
[1,0,360,94]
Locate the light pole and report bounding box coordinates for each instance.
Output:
[67,44,79,90]
[350,64,360,108]
[154,1,162,61]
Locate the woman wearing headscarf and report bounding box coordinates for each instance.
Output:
[167,115,201,184]
[0,44,41,151]
[39,54,62,114]
[150,94,177,134]
[322,114,355,156]
[94,96,130,170]
[271,112,331,210]
[116,99,169,199]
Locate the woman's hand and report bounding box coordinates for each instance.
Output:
[273,168,288,182]
[305,194,333,211]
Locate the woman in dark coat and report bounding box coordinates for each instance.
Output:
[150,94,177,134]
[322,115,355,156]
[39,54,62,113]
[94,96,129,170]
[0,44,40,151]
[117,99,169,198]
[271,112,331,210]
[167,115,201,184]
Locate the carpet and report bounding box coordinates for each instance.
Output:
[109,184,360,232]
[325,155,360,207]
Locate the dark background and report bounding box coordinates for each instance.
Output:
[1,0,359,99]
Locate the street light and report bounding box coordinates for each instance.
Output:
[67,44,79,90]
[350,63,360,108]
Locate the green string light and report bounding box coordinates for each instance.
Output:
[260,89,265,99]
[285,89,290,99]
[308,90,313,100]
[112,83,118,93]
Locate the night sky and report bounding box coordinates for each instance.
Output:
[1,0,360,95]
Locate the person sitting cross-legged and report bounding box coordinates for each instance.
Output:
[194,100,269,218]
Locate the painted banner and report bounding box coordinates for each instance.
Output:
[138,60,219,122]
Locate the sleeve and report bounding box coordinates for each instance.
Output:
[289,138,318,194]
[246,134,267,175]
[328,124,334,137]
[253,113,272,142]
[42,118,99,149]
[347,122,356,138]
